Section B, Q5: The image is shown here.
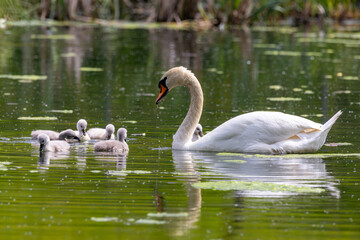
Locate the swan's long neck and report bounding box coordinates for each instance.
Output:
[173,75,203,149]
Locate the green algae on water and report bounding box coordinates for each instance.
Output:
[135,219,167,224]
[31,34,75,40]
[147,212,189,218]
[91,217,118,222]
[192,180,324,193]
[0,74,47,81]
[107,170,151,176]
[18,116,58,121]
[267,97,302,102]
[80,67,103,72]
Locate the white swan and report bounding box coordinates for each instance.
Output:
[74,119,91,141]
[31,130,59,140]
[38,133,70,152]
[192,124,203,142]
[94,128,129,153]
[155,66,342,154]
[87,124,115,140]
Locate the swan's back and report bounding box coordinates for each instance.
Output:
[189,111,340,153]
[94,140,128,153]
[32,130,59,140]
[47,140,71,152]
[88,126,115,140]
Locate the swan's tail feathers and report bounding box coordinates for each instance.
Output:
[322,110,342,131]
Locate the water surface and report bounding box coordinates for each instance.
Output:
[0,23,359,239]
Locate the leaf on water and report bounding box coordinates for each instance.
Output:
[325,75,333,79]
[135,219,167,224]
[48,110,73,113]
[192,180,324,193]
[136,93,155,97]
[217,152,360,159]
[304,90,314,94]
[80,67,103,72]
[253,43,277,48]
[355,56,360,60]
[147,212,189,218]
[342,76,359,81]
[269,85,283,90]
[332,90,351,95]
[224,160,246,164]
[0,74,47,81]
[293,88,303,92]
[90,217,118,222]
[31,34,75,40]
[267,97,302,102]
[29,170,39,173]
[90,170,102,173]
[0,166,8,171]
[18,116,58,121]
[123,120,137,124]
[61,52,76,57]
[264,50,322,57]
[0,161,12,165]
[337,72,343,77]
[325,142,353,147]
[107,170,151,176]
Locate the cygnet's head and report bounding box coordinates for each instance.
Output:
[156,66,194,104]
[38,133,50,152]
[106,124,115,135]
[77,119,88,136]
[117,128,127,142]
[194,124,203,137]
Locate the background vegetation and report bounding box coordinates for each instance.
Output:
[0,0,359,26]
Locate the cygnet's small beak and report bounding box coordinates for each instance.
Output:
[74,136,81,142]
[82,129,86,136]
[199,131,204,137]
[156,78,168,104]
[39,143,44,152]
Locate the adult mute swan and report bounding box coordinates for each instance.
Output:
[155,66,342,154]
[87,124,115,140]
[38,133,70,152]
[94,128,129,153]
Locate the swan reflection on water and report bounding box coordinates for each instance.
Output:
[172,150,340,198]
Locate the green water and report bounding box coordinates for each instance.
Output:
[0,23,359,239]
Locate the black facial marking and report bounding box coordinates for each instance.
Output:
[158,76,167,88]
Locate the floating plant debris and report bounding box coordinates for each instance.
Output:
[48,110,73,113]
[147,212,188,218]
[264,50,322,57]
[123,120,137,124]
[18,116,58,121]
[80,67,103,72]
[192,180,324,193]
[61,52,76,57]
[325,142,353,147]
[267,97,302,102]
[0,74,47,81]
[107,170,151,176]
[304,90,314,94]
[135,219,167,225]
[269,85,283,90]
[293,88,303,92]
[90,217,118,222]
[342,76,359,81]
[31,34,75,40]
[224,160,246,164]
[332,90,351,95]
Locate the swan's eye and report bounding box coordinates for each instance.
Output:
[158,77,167,88]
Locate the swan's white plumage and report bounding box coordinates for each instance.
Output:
[156,66,342,154]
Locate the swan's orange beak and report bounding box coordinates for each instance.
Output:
[156,78,168,104]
